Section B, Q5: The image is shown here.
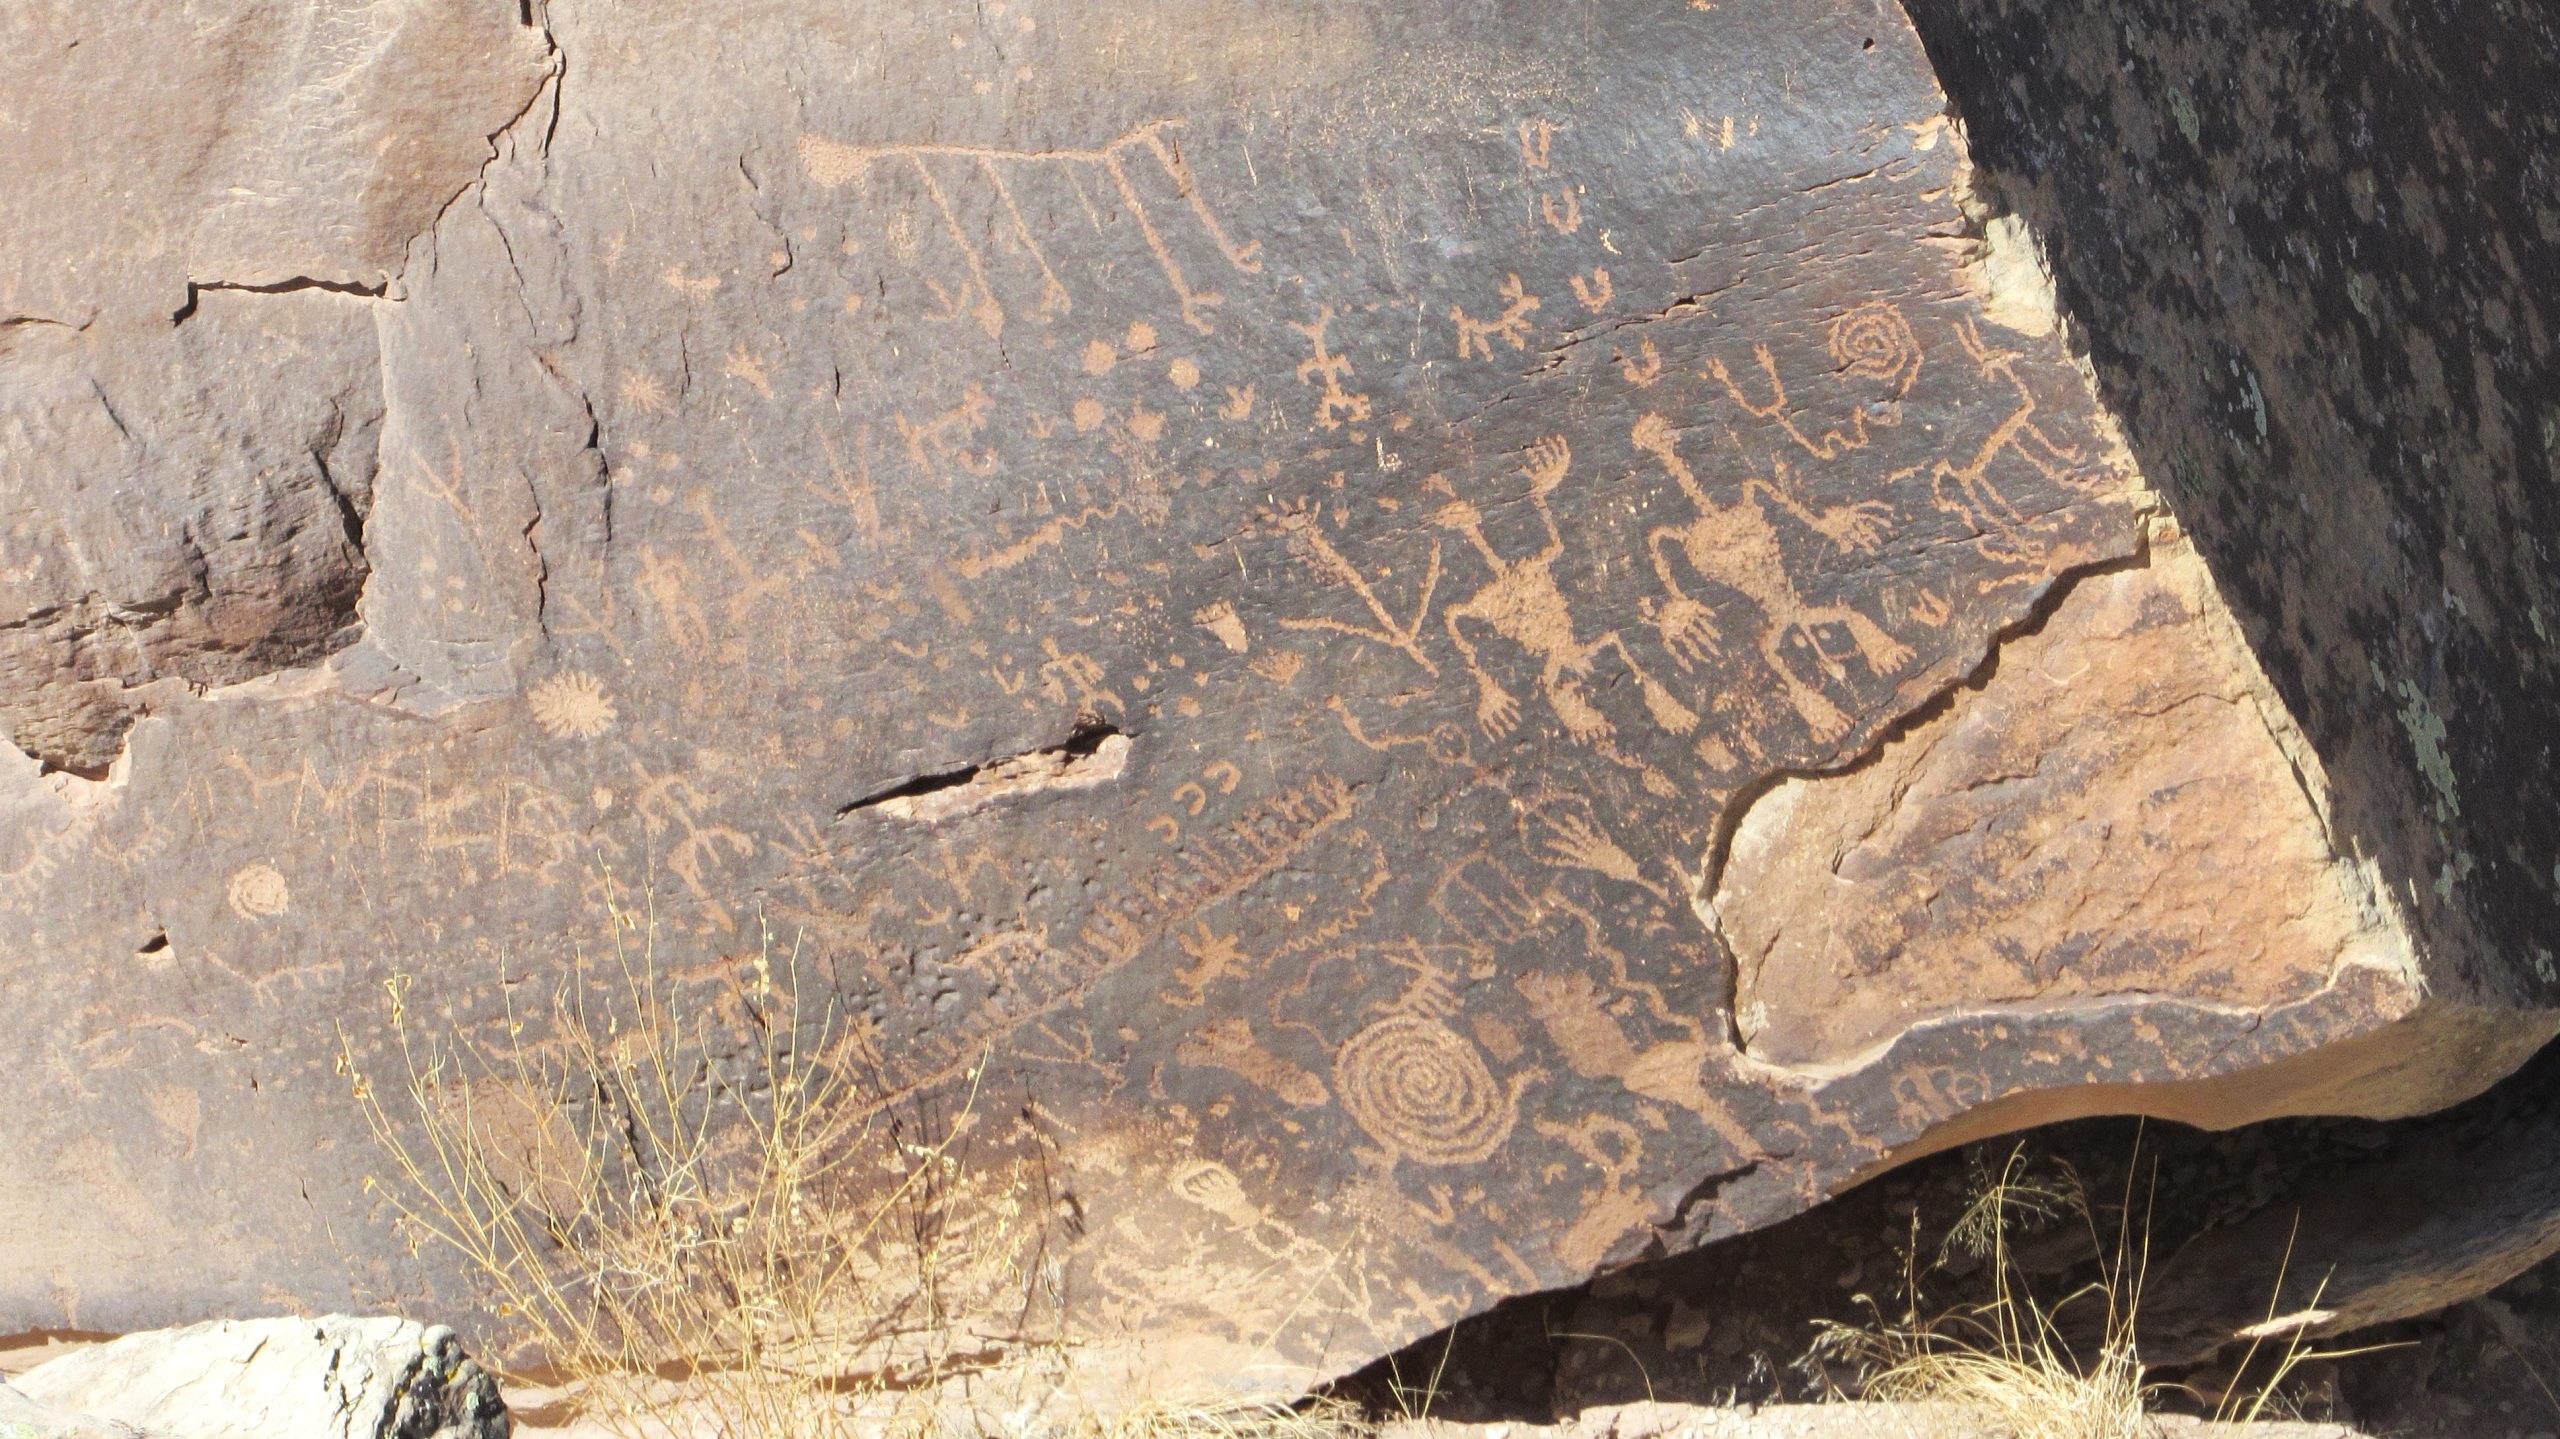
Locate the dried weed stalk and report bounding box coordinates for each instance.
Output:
[338,892,1077,1439]
[1817,1141,2358,1439]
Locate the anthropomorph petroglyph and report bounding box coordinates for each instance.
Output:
[1632,412,1912,742]
[1434,436,1701,746]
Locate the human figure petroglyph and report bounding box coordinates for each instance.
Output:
[1631,413,1911,742]
[796,119,1261,336]
[1452,275,1541,360]
[1432,437,1701,743]
[1161,920,1249,1006]
[1706,300,1924,459]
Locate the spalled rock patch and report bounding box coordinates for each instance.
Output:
[0,291,382,775]
[1718,529,2401,1074]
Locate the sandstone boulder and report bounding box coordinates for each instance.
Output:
[11,1318,507,1439]
[0,1379,148,1439]
[1,0,2552,1392]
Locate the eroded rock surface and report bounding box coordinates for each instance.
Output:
[2,0,2551,1391]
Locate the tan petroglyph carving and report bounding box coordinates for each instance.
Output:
[1536,1111,1654,1270]
[1334,1011,1519,1166]
[1290,305,1373,431]
[1518,118,1559,170]
[526,672,618,740]
[1631,413,1912,742]
[1432,438,1701,744]
[1516,792,1674,904]
[1161,920,1249,1006]
[1194,600,1250,653]
[895,384,998,480]
[1927,315,2104,540]
[1830,301,1926,385]
[811,426,888,542]
[1515,969,1756,1156]
[1539,189,1582,234]
[1432,854,1549,950]
[1452,274,1541,360]
[795,118,1261,336]
[1179,1015,1330,1106]
[225,863,291,920]
[1616,338,1665,388]
[1705,301,1921,460]
[1263,499,1443,676]
[1569,266,1614,311]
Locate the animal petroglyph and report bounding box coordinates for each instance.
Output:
[1516,969,1756,1157]
[796,119,1262,336]
[1179,1016,1329,1107]
[1632,413,1912,742]
[1930,315,2103,539]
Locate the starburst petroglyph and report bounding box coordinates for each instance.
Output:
[528,672,619,740]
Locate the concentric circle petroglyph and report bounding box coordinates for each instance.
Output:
[1828,300,1922,388]
[1333,1013,1516,1166]
[226,863,291,920]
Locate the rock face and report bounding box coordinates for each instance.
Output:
[1,0,2551,1390]
[11,1317,508,1439]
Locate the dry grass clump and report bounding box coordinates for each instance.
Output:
[1816,1143,2352,1439]
[339,892,1089,1439]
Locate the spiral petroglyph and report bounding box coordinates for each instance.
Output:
[1333,1013,1517,1166]
[1828,300,1923,389]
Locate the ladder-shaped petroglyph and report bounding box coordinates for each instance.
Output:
[1631,413,1912,743]
[798,119,1262,337]
[1432,437,1700,745]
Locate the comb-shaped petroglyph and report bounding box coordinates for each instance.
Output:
[797,118,1262,337]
